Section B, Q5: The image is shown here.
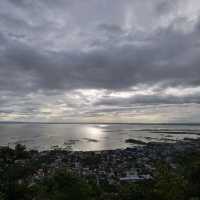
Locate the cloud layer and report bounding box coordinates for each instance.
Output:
[0,0,200,122]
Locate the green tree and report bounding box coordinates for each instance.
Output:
[15,144,28,159]
[34,169,98,200]
[152,162,187,200]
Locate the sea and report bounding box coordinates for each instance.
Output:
[0,123,200,151]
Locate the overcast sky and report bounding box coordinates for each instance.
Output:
[0,0,200,123]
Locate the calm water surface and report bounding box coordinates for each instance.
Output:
[0,123,200,151]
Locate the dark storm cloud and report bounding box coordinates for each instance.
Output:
[0,0,200,121]
[97,23,124,35]
[0,33,199,92]
[155,1,176,16]
[95,93,200,107]
[0,1,199,90]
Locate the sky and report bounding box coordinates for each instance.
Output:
[0,0,200,123]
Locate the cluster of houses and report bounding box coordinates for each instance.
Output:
[29,139,200,185]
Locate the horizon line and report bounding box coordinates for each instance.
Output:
[0,121,200,125]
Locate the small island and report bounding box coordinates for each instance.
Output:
[125,138,147,145]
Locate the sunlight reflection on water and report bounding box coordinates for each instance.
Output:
[0,123,200,151]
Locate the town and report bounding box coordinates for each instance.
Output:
[1,138,199,187]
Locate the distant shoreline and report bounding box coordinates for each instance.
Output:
[0,121,200,125]
[2,137,200,153]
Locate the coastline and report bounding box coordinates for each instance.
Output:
[1,138,200,199]
[1,138,200,183]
